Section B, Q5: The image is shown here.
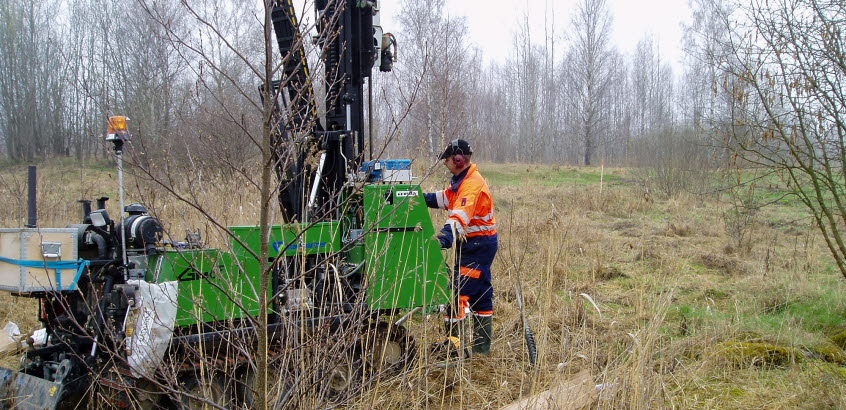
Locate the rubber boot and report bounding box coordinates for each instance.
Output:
[471,315,493,355]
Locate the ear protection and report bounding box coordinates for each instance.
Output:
[450,139,467,168]
[453,154,466,168]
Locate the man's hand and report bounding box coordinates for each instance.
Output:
[438,221,463,249]
[436,232,451,248]
[436,230,452,248]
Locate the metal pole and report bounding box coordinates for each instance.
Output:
[346,103,353,162]
[368,76,373,161]
[307,152,327,211]
[26,166,36,228]
[117,152,127,268]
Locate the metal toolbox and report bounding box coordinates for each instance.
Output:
[0,228,80,293]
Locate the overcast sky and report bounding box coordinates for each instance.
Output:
[378,0,693,70]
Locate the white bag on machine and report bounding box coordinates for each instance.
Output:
[0,322,23,355]
[125,280,178,378]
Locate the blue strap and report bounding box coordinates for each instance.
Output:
[0,256,90,291]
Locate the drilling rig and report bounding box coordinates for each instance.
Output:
[0,1,449,408]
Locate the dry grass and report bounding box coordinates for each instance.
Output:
[1,161,845,408]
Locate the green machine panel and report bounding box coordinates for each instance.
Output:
[149,223,342,327]
[147,249,251,327]
[228,222,341,302]
[363,185,450,310]
[229,222,341,258]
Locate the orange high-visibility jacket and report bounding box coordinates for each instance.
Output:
[430,164,497,238]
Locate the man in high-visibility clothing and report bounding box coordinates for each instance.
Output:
[425,139,498,357]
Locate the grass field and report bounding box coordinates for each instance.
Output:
[1,160,845,408]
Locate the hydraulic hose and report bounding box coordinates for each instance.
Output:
[91,234,107,260]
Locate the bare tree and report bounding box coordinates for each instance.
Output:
[540,0,561,163]
[692,0,846,277]
[393,0,475,157]
[0,0,69,160]
[602,49,631,164]
[506,12,543,162]
[471,62,515,162]
[630,36,675,138]
[569,0,615,166]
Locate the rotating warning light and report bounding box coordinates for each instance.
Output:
[106,116,130,142]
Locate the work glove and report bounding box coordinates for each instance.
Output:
[436,225,453,249]
[424,192,440,209]
[437,220,465,249]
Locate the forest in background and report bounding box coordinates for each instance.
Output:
[0,0,792,166]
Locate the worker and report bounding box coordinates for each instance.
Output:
[425,139,498,357]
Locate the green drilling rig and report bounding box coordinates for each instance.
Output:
[0,1,451,408]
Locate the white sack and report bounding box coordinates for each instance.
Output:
[0,322,22,355]
[2,322,20,339]
[125,280,178,378]
[28,328,47,348]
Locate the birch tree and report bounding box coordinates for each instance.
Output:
[394,0,475,157]
[569,0,615,165]
[0,0,68,159]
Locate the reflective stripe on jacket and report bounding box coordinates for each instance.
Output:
[427,164,497,238]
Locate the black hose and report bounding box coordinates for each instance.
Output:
[95,274,115,341]
[91,234,107,260]
[524,324,537,366]
[515,276,537,366]
[338,261,364,279]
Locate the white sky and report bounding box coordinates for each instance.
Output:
[378,0,693,70]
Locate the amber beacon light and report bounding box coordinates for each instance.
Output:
[105,116,130,142]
